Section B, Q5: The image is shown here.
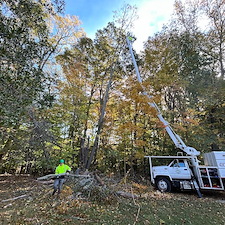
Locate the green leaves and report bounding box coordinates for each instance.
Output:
[0,1,50,126]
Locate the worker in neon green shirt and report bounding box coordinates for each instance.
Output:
[52,159,71,196]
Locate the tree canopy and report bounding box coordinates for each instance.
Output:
[0,0,224,175]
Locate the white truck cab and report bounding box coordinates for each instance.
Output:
[146,156,195,193]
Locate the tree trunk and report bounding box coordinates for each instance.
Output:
[219,41,225,79]
[0,136,14,161]
[79,86,95,169]
[86,65,114,170]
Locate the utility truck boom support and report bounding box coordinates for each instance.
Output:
[126,35,225,197]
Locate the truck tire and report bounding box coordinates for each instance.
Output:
[155,177,172,192]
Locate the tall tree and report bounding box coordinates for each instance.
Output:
[0,0,58,162]
[0,0,84,171]
[200,0,225,79]
[172,0,225,151]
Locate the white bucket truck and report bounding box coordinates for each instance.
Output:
[126,35,225,197]
[146,152,225,197]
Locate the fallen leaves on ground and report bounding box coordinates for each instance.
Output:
[0,174,225,225]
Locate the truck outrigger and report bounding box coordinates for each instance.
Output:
[126,35,225,198]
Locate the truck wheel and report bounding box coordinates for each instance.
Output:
[155,177,172,192]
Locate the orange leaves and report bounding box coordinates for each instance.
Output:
[118,122,144,136]
[156,121,168,129]
[183,117,199,126]
[118,77,159,117]
[173,124,187,132]
[134,140,147,147]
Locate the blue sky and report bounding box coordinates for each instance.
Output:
[65,0,124,36]
[65,0,176,51]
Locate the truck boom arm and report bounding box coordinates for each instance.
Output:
[126,35,200,156]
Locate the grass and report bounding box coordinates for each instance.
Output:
[0,174,225,225]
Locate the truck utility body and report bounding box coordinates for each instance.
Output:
[146,152,225,193]
[126,35,225,197]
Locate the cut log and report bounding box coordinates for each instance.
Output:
[37,173,60,181]
[2,194,28,202]
[69,174,91,178]
[94,173,104,186]
[116,191,139,199]
[36,180,54,185]
[37,173,90,181]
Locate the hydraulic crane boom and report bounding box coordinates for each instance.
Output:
[126,35,200,156]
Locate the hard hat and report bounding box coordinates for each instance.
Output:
[59,159,65,163]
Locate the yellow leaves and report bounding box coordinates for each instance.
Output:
[55,187,80,214]
[134,140,147,148]
[132,182,149,194]
[56,15,78,27]
[119,121,136,131]
[135,150,145,159]
[47,14,85,47]
[56,201,70,214]
[61,185,73,196]
[118,122,146,138]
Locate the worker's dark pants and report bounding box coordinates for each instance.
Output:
[53,178,65,194]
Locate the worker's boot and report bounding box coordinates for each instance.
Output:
[52,189,57,196]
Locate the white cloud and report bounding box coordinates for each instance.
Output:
[132,0,175,52]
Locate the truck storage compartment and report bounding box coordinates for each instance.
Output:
[203,151,225,178]
[198,167,224,190]
[204,151,225,167]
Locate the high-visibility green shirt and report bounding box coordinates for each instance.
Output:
[55,164,71,174]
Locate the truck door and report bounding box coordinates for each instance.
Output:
[168,159,192,179]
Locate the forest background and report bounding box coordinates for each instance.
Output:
[0,0,225,177]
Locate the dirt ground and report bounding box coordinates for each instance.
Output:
[0,174,52,224]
